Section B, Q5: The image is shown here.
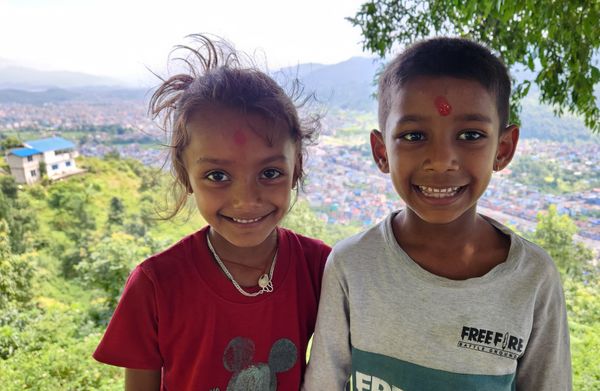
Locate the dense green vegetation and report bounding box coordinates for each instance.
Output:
[510,154,600,194]
[0,156,598,389]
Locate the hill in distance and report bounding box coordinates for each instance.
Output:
[0,64,122,90]
[274,57,381,111]
[0,57,597,141]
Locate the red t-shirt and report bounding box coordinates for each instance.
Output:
[93,226,330,390]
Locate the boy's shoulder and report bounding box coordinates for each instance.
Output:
[481,215,561,283]
[329,215,392,265]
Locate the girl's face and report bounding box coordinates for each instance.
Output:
[183,105,298,250]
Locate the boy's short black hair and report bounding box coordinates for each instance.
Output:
[378,37,511,132]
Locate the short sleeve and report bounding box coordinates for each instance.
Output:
[93,265,163,369]
[515,267,572,390]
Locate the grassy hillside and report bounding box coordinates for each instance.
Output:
[0,156,598,389]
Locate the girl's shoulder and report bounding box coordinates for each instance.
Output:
[139,226,210,276]
[278,227,331,259]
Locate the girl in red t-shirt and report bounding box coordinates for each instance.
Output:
[93,34,330,391]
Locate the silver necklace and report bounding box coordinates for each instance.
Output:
[206,233,277,297]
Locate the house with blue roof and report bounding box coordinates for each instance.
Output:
[5,137,81,184]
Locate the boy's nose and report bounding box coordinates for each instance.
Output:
[423,142,459,172]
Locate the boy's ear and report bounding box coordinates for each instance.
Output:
[494,125,519,171]
[370,129,389,173]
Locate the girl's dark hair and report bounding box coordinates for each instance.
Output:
[378,37,511,132]
[149,34,318,219]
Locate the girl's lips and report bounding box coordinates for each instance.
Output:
[221,212,272,224]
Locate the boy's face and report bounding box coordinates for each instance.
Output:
[371,76,518,225]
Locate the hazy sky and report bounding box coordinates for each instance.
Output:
[0,0,369,83]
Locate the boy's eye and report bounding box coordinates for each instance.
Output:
[205,171,230,182]
[458,130,485,141]
[400,132,425,142]
[261,168,283,180]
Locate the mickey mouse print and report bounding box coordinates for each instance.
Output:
[211,336,297,391]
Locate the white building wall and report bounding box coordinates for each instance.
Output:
[5,154,42,184]
[45,151,79,180]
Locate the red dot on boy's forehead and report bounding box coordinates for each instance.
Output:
[434,96,452,116]
[233,129,247,145]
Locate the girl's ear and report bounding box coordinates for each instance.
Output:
[495,125,519,171]
[370,129,389,173]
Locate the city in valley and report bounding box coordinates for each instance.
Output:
[1,97,599,254]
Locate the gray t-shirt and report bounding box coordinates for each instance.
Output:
[303,212,571,391]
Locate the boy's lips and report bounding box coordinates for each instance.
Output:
[416,185,465,198]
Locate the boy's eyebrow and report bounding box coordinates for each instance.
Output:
[394,115,426,126]
[394,113,492,126]
[455,113,493,123]
[195,155,288,165]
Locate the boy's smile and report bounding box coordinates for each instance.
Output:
[371,76,518,227]
[184,106,297,253]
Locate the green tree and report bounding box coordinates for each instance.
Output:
[76,232,154,308]
[282,200,362,245]
[348,0,600,132]
[0,135,22,151]
[282,200,328,240]
[0,177,38,254]
[107,197,125,227]
[532,205,593,278]
[0,176,18,200]
[48,182,97,276]
[0,220,33,310]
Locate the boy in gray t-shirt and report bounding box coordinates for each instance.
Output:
[303,38,571,390]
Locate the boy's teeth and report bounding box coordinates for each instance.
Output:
[232,216,262,223]
[418,186,461,198]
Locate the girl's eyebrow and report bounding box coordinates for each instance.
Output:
[195,157,230,165]
[195,155,288,165]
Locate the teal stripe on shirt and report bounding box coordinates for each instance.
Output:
[351,347,516,391]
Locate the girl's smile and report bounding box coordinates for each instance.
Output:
[183,105,298,254]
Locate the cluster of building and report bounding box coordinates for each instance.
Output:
[301,137,600,246]
[1,101,598,249]
[0,100,157,134]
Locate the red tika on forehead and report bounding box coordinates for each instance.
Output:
[233,129,247,145]
[434,96,452,116]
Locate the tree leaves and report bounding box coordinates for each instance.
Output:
[348,0,600,132]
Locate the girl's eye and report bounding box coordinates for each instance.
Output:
[205,171,230,182]
[458,130,485,141]
[261,168,283,180]
[400,132,425,142]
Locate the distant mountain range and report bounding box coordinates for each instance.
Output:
[0,65,122,90]
[274,57,381,111]
[0,57,597,141]
[0,57,381,111]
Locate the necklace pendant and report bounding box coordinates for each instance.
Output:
[258,273,270,288]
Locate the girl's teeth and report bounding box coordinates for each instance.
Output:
[232,216,261,223]
[418,186,461,198]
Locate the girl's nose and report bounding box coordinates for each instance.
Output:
[231,178,262,207]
